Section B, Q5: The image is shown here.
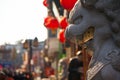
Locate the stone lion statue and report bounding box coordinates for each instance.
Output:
[65,0,120,80]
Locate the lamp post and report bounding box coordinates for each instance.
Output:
[28,39,32,73]
[23,37,38,73]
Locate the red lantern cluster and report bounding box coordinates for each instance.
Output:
[59,17,68,29]
[44,16,59,30]
[60,0,77,11]
[43,0,48,7]
[59,30,66,43]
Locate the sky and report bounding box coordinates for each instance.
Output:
[0,0,48,44]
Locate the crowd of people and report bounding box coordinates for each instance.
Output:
[0,68,33,80]
[0,61,55,80]
[0,50,85,80]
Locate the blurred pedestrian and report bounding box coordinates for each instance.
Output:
[44,61,55,78]
[0,70,6,80]
[59,57,69,80]
[68,51,83,80]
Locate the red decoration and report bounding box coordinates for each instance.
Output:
[45,67,55,77]
[43,0,48,7]
[44,16,59,30]
[59,17,68,29]
[60,0,77,11]
[59,30,66,43]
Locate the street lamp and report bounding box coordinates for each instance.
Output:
[23,37,39,73]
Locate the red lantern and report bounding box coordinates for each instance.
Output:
[59,17,68,29]
[60,0,77,11]
[44,16,59,30]
[59,30,66,43]
[43,0,48,7]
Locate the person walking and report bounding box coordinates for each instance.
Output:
[59,57,69,80]
[68,51,83,80]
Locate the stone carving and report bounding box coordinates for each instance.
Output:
[65,0,120,80]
